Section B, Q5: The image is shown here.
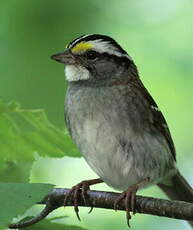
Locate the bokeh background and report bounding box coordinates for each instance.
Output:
[1,0,193,229]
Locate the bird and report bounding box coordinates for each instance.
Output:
[51,34,193,227]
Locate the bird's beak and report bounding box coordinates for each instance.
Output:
[50,49,75,65]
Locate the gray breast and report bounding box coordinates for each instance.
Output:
[65,84,176,191]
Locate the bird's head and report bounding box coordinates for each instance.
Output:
[51,34,138,83]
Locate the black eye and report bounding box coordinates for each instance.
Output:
[86,50,98,60]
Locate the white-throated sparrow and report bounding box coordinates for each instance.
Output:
[51,34,193,227]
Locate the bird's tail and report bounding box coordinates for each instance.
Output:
[158,171,193,228]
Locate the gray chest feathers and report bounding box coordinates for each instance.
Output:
[65,85,176,191]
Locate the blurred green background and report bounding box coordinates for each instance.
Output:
[1,0,193,229]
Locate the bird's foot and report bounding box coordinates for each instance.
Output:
[63,178,103,220]
[114,185,138,227]
[114,178,149,227]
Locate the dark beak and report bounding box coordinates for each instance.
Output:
[50,49,75,64]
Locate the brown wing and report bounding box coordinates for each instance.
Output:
[134,79,176,161]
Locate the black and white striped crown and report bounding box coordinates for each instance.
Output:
[67,34,132,60]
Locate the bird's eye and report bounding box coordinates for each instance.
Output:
[86,50,98,60]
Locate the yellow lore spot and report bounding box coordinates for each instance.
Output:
[71,42,93,54]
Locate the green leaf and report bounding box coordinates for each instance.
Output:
[0,183,54,228]
[0,161,32,182]
[0,100,80,163]
[23,217,89,230]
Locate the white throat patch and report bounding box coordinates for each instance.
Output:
[65,65,90,82]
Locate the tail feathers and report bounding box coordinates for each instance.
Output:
[158,171,193,202]
[158,171,193,228]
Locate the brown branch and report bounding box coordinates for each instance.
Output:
[9,188,193,229]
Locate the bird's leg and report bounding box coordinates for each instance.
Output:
[114,178,150,227]
[64,178,103,220]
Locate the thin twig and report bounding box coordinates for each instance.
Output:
[8,202,55,229]
[9,188,193,229]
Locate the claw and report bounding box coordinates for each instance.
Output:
[125,191,132,221]
[114,178,149,227]
[130,188,137,215]
[114,187,137,227]
[63,178,103,220]
[114,192,126,211]
[73,185,81,221]
[74,205,81,221]
[81,183,89,206]
[126,212,131,228]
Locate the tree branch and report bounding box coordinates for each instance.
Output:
[9,188,193,229]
